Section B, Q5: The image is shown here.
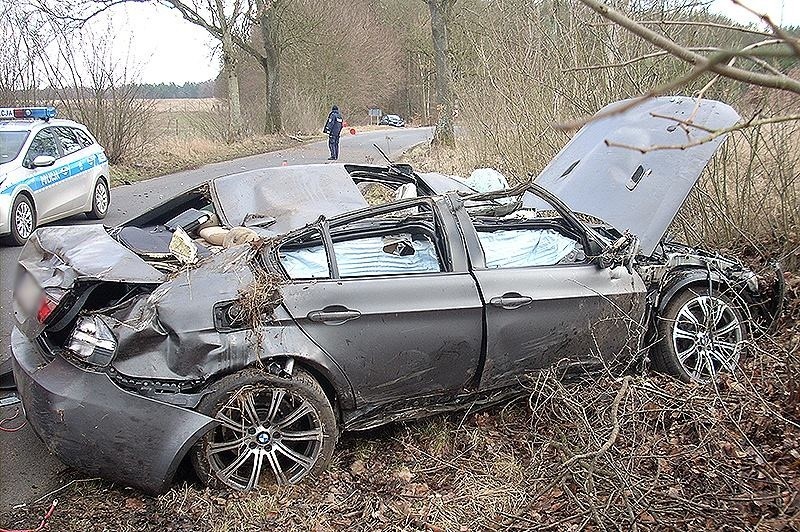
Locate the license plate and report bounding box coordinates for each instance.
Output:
[15,273,42,315]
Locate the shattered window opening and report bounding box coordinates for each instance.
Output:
[476,228,585,268]
[278,199,448,280]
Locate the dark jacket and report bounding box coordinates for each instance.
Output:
[323,109,344,137]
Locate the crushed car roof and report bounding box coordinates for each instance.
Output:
[212,164,369,234]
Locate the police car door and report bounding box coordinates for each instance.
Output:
[52,126,93,213]
[21,127,66,222]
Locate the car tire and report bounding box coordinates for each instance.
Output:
[86,178,109,220]
[1,194,36,246]
[191,367,338,490]
[651,285,748,382]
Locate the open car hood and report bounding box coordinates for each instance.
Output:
[534,97,740,256]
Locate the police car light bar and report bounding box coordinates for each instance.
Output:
[0,107,57,121]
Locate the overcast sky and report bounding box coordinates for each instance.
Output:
[106,0,800,85]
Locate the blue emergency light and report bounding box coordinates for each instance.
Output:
[0,106,57,121]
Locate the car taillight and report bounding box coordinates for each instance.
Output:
[35,289,65,324]
[67,316,117,367]
[37,297,58,323]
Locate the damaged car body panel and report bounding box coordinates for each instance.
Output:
[11,328,216,494]
[212,164,369,234]
[534,96,740,256]
[9,96,781,493]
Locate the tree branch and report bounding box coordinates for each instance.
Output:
[576,0,800,95]
[605,113,800,153]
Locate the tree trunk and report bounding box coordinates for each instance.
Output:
[256,0,282,134]
[223,50,244,141]
[427,0,455,147]
[215,0,244,141]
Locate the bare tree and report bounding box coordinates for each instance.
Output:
[30,0,249,140]
[152,0,248,139]
[571,0,800,133]
[163,0,286,133]
[425,0,456,147]
[41,25,157,162]
[0,1,45,104]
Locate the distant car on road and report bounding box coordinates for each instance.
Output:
[379,114,405,127]
[0,107,110,245]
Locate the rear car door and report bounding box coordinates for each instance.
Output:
[51,126,93,214]
[456,198,647,389]
[277,198,484,407]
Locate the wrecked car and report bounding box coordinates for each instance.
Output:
[10,97,783,493]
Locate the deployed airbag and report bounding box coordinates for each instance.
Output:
[281,235,440,279]
[477,229,581,268]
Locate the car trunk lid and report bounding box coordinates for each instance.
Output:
[13,225,165,338]
[534,96,740,256]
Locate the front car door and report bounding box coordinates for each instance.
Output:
[21,126,65,222]
[454,189,648,389]
[276,198,484,415]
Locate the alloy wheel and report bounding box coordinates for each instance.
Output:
[14,201,33,239]
[671,295,744,381]
[95,181,109,214]
[205,385,325,490]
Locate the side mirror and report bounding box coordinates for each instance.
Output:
[31,155,56,168]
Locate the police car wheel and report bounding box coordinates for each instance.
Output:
[4,195,36,246]
[86,178,109,220]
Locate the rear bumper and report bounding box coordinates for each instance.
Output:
[11,327,216,494]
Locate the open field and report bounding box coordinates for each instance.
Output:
[110,98,310,185]
[110,98,399,185]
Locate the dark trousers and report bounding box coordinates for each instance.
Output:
[328,135,340,159]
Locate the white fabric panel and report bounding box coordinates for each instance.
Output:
[477,229,579,268]
[281,235,441,279]
[279,246,331,279]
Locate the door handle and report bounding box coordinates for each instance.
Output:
[489,293,533,310]
[307,306,362,325]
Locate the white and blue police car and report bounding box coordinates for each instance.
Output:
[0,107,110,245]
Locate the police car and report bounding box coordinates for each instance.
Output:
[0,107,110,245]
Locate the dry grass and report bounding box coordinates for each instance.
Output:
[110,134,299,186]
[107,98,308,185]
[3,320,799,531]
[676,122,800,270]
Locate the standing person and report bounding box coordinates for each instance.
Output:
[323,105,344,160]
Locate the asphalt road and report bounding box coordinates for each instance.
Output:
[0,126,433,511]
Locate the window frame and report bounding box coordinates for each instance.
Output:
[471,220,590,271]
[275,197,453,281]
[52,126,84,156]
[458,184,600,272]
[23,127,62,168]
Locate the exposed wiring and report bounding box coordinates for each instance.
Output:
[0,500,57,532]
[0,408,27,433]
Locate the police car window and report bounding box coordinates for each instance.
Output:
[73,128,93,148]
[0,131,29,162]
[24,129,59,165]
[54,127,81,155]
